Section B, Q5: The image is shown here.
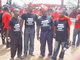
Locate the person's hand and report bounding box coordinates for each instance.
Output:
[53,33,56,38]
[67,37,71,43]
[20,30,23,35]
[37,35,40,40]
[21,31,23,34]
[66,38,71,47]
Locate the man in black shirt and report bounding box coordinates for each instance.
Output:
[51,10,71,60]
[37,10,54,58]
[9,8,22,60]
[21,5,38,57]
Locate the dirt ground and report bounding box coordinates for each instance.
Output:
[0,22,78,60]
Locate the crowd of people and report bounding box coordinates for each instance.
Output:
[0,4,80,60]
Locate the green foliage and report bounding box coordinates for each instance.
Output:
[65,0,77,7]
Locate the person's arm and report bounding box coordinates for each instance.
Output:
[36,24,40,40]
[36,17,40,40]
[19,19,24,33]
[7,13,11,22]
[20,13,26,33]
[68,27,70,42]
[6,13,11,40]
[67,17,71,42]
[53,20,57,38]
[9,19,13,27]
[50,17,55,38]
[34,14,40,40]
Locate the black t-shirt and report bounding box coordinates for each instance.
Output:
[9,17,21,32]
[54,19,69,42]
[21,12,38,28]
[38,16,53,31]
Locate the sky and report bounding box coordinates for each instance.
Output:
[2,0,77,6]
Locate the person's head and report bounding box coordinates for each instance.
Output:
[58,10,65,18]
[3,7,9,11]
[41,10,48,16]
[13,8,20,17]
[27,5,33,13]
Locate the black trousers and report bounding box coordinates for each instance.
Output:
[0,23,5,44]
[0,27,5,44]
[2,28,10,48]
[10,32,22,58]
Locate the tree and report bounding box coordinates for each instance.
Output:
[66,0,77,8]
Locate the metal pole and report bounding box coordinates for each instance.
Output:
[61,0,64,8]
[0,0,2,7]
[77,0,80,8]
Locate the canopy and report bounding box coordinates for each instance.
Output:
[2,0,77,7]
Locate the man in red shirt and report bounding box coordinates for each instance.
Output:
[72,8,80,47]
[2,7,11,48]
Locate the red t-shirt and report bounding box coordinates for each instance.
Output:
[75,14,80,28]
[2,11,11,29]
